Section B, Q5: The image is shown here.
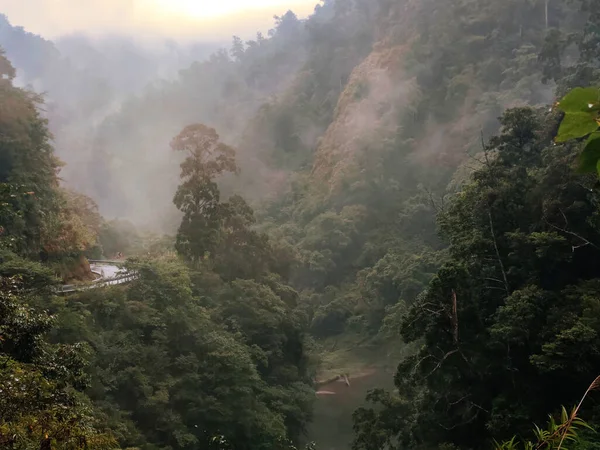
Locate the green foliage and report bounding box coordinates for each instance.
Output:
[4,0,600,448]
[0,48,102,275]
[171,123,283,282]
[578,133,600,174]
[0,49,63,258]
[352,107,600,450]
[495,407,594,450]
[556,112,599,144]
[172,123,239,263]
[0,254,115,449]
[44,256,313,450]
[555,87,600,174]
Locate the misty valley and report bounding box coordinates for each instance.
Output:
[1,0,600,449]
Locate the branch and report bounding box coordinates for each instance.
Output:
[544,218,600,252]
[422,307,446,315]
[426,349,458,378]
[438,412,478,431]
[450,290,458,345]
[488,210,510,295]
[468,401,490,414]
[448,394,471,406]
[411,354,437,377]
[481,130,493,167]
[423,186,445,214]
[484,277,505,284]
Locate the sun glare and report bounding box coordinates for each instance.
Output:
[147,0,292,19]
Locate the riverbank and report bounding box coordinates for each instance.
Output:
[307,333,416,450]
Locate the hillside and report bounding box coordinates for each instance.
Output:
[0,14,218,218]
[1,0,600,449]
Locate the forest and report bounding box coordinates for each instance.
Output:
[1,0,600,449]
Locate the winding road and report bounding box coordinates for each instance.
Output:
[90,261,125,279]
[57,260,136,294]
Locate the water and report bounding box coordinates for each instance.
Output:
[307,368,395,450]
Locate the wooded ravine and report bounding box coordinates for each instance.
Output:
[1,1,600,449]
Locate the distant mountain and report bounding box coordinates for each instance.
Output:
[0,13,220,223]
[0,14,219,101]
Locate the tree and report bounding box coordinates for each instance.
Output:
[0,253,115,449]
[171,124,238,263]
[55,257,310,450]
[171,124,278,281]
[0,49,62,258]
[230,36,246,61]
[213,279,314,441]
[353,108,600,449]
[212,194,274,281]
[40,189,102,259]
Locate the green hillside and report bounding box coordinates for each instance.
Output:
[1,0,600,449]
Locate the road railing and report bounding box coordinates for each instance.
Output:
[55,271,138,295]
[88,260,127,265]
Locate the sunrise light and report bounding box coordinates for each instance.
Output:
[145,0,308,19]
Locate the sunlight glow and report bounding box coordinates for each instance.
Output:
[0,0,317,40]
[146,0,303,19]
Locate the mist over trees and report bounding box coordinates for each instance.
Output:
[0,13,219,230]
[1,0,600,449]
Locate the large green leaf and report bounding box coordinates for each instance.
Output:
[556,112,599,142]
[557,87,600,113]
[578,132,600,173]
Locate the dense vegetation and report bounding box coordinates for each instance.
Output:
[0,46,313,449]
[2,0,600,449]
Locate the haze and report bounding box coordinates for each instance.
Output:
[0,0,317,40]
[3,1,598,450]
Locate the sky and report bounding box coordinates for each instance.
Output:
[0,0,318,40]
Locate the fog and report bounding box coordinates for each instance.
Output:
[0,4,321,230]
[1,0,589,448]
[0,0,316,40]
[0,0,558,235]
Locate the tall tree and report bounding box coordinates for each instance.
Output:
[172,124,238,263]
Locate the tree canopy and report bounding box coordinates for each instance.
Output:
[2,0,600,449]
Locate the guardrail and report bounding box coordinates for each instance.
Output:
[88,260,126,265]
[55,272,138,295]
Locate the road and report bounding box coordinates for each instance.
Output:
[57,260,136,294]
[90,262,125,280]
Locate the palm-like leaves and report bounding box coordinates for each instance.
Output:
[496,376,600,450]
